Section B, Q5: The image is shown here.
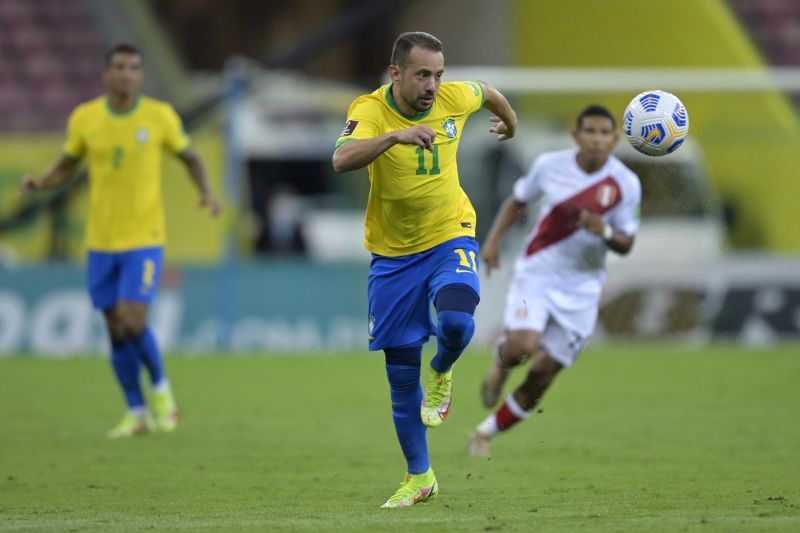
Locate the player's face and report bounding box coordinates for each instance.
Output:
[573,116,618,162]
[390,46,444,113]
[103,52,143,98]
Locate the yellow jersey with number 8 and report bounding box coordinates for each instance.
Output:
[336,81,484,256]
[63,96,190,251]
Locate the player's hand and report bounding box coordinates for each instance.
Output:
[395,125,437,151]
[489,116,515,141]
[577,209,605,236]
[480,239,501,277]
[200,194,222,217]
[18,175,41,196]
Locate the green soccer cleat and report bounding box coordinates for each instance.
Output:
[107,412,152,439]
[421,366,453,428]
[380,468,439,509]
[152,387,179,433]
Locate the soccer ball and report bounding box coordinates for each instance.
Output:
[623,90,689,156]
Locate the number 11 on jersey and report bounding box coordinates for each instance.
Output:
[415,146,440,175]
[455,248,477,273]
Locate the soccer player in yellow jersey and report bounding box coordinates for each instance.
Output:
[332,32,518,508]
[19,43,221,438]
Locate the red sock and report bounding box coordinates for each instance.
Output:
[495,400,523,431]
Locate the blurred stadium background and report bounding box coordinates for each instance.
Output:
[0,0,799,355]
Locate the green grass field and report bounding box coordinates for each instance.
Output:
[1,345,798,531]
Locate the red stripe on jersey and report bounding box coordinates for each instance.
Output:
[525,175,622,257]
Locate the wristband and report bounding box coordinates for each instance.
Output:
[602,224,614,241]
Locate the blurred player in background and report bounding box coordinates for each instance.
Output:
[332,31,517,508]
[19,43,221,438]
[468,105,641,458]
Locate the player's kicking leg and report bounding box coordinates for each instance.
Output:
[422,239,481,428]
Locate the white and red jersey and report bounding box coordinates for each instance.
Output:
[511,149,641,309]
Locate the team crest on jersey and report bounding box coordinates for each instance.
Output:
[443,118,457,138]
[340,119,358,137]
[136,128,149,143]
[596,183,617,208]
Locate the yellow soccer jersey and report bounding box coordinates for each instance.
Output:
[336,81,484,256]
[63,95,190,251]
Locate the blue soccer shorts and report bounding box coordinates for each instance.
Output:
[86,247,163,310]
[367,236,480,351]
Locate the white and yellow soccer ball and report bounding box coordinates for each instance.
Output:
[623,90,689,156]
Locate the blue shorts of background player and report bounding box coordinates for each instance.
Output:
[368,235,480,476]
[87,247,163,309]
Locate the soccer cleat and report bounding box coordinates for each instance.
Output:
[481,362,510,408]
[107,412,152,439]
[467,430,492,459]
[380,468,438,509]
[152,387,179,432]
[421,366,453,428]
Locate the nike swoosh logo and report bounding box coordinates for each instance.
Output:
[455,268,474,274]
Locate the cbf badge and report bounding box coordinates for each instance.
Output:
[443,118,457,139]
[136,128,149,143]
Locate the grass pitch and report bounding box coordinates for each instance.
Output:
[1,345,798,531]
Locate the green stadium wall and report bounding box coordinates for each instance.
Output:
[512,0,800,251]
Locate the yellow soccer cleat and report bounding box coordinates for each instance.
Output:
[380,468,439,509]
[107,412,152,439]
[152,387,179,433]
[421,366,453,428]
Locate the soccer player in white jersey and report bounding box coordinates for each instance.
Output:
[468,105,641,458]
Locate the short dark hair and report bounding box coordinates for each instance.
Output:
[390,32,443,67]
[576,104,616,130]
[104,43,143,66]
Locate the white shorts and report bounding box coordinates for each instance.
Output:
[502,273,599,367]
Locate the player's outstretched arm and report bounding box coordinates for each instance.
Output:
[481,194,527,276]
[178,148,221,216]
[18,156,80,196]
[332,125,437,173]
[577,209,635,255]
[480,82,517,141]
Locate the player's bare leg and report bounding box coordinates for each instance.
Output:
[510,350,563,411]
[481,330,539,408]
[470,349,562,458]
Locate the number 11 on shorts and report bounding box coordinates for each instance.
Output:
[454,248,477,273]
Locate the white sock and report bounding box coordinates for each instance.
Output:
[152,379,171,393]
[476,413,498,436]
[129,406,147,418]
[505,393,532,420]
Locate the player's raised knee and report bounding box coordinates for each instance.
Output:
[437,310,475,349]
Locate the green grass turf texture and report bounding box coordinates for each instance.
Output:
[0,344,798,532]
